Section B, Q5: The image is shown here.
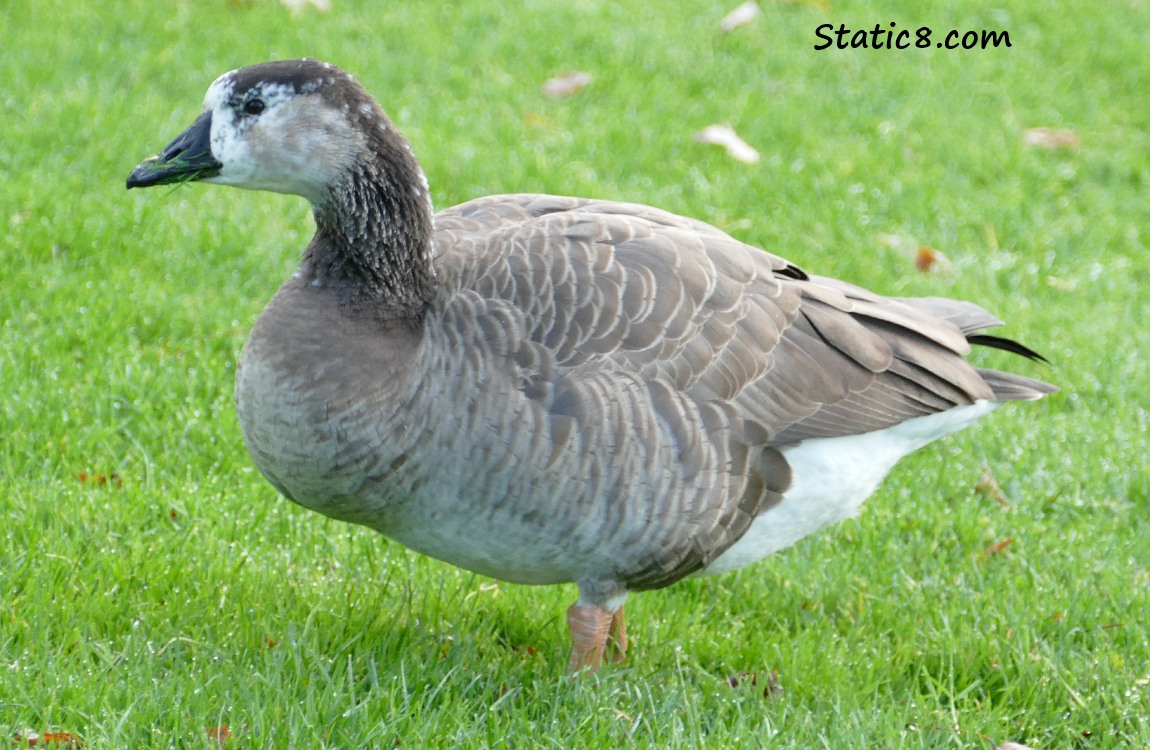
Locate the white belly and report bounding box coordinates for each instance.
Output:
[703,401,999,575]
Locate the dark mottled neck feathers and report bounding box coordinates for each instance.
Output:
[303,98,435,319]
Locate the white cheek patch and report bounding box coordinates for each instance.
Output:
[203,88,362,205]
[208,108,254,181]
[204,73,251,176]
[211,85,297,166]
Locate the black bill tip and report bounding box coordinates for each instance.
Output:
[126,111,222,189]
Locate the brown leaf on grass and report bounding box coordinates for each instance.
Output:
[763,668,784,699]
[1022,127,1080,150]
[77,471,123,488]
[914,246,949,273]
[880,234,952,274]
[12,731,82,747]
[974,465,1008,507]
[728,670,756,688]
[205,726,232,745]
[695,124,760,163]
[719,1,760,32]
[541,72,592,98]
[727,669,784,699]
[982,538,1014,559]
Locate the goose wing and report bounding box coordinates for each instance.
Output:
[430,194,1049,586]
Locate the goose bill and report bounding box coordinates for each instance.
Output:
[127,111,221,189]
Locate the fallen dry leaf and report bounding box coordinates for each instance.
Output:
[728,670,756,688]
[1022,127,1080,150]
[12,731,82,747]
[719,1,760,32]
[695,124,760,163]
[983,538,1015,558]
[205,726,232,745]
[77,471,123,488]
[995,743,1036,750]
[763,668,784,699]
[914,246,949,273]
[541,72,592,98]
[974,465,1008,507]
[727,668,783,699]
[881,234,953,274]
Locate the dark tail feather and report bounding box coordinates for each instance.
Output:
[845,293,1058,403]
[895,297,1052,364]
[968,333,1058,401]
[967,334,1051,364]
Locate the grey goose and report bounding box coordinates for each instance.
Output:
[127,59,1056,673]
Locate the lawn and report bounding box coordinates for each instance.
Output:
[2,0,1148,747]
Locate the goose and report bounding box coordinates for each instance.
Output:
[127,59,1056,673]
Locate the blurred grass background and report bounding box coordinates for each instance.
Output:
[1,0,1147,747]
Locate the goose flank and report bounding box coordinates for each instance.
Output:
[127,59,1057,673]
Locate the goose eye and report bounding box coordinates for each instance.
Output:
[243,99,266,116]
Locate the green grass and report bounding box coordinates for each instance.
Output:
[2,0,1148,746]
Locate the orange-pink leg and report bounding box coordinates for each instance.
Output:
[567,602,628,674]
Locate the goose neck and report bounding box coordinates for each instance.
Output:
[305,148,436,316]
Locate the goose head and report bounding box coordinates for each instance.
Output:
[128,59,435,307]
[128,59,405,205]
